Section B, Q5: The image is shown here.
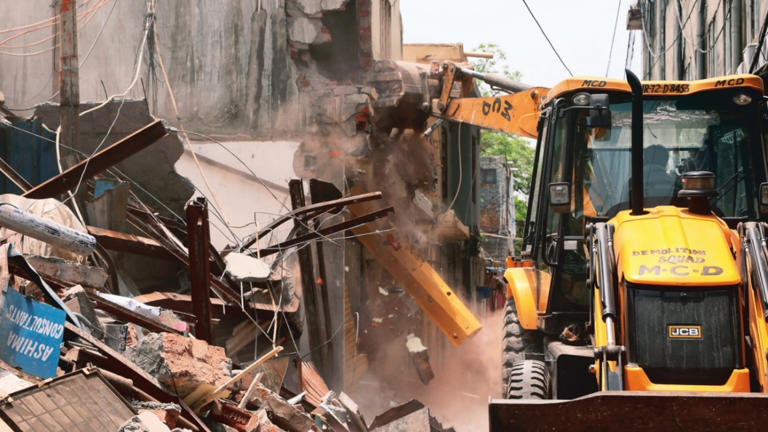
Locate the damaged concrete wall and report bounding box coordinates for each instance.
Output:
[0,0,296,136]
[175,140,300,250]
[0,0,402,137]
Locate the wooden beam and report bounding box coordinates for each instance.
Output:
[85,291,182,335]
[289,179,323,370]
[23,120,167,199]
[186,197,214,344]
[0,156,32,191]
[87,225,175,260]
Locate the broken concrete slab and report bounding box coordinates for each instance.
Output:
[250,385,319,432]
[224,252,271,283]
[27,254,109,290]
[126,332,231,399]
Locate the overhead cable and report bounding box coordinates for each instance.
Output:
[520,0,573,76]
[606,0,623,76]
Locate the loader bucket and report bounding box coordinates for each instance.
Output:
[489,391,768,432]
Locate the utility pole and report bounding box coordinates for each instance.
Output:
[59,0,79,155]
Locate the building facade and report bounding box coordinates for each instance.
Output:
[634,0,768,80]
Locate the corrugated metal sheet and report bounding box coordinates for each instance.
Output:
[1,368,135,431]
[0,120,58,194]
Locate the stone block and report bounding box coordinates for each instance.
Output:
[126,332,230,399]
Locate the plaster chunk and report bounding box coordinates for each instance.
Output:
[288,17,322,44]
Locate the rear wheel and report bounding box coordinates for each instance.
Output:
[506,359,549,399]
[501,297,542,393]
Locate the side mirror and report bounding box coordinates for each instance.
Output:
[587,93,612,129]
[760,182,768,214]
[549,182,571,213]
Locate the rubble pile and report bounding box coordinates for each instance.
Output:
[0,111,458,431]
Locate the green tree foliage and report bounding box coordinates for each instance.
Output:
[471,45,535,244]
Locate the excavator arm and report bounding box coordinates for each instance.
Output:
[432,62,547,139]
[369,60,548,138]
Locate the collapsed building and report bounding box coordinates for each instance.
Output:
[0,1,509,430]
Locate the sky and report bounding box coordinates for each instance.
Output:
[400,0,644,88]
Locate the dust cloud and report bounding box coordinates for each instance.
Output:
[349,311,503,432]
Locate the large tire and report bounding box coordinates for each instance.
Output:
[506,359,549,399]
[501,297,541,393]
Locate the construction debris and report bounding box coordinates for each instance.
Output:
[0,3,489,426]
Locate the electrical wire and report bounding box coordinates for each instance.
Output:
[520,0,573,76]
[56,2,152,209]
[606,0,623,76]
[3,0,120,111]
[447,123,463,211]
[180,129,342,247]
[625,29,636,70]
[0,0,95,35]
[0,0,107,51]
[146,0,230,227]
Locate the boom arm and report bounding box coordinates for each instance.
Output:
[368,60,547,138]
[433,62,548,139]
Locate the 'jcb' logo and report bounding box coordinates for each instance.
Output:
[668,325,702,339]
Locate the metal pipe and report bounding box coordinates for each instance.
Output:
[745,222,768,312]
[677,0,684,79]
[597,223,617,321]
[0,203,96,255]
[732,0,743,73]
[458,67,531,93]
[626,69,646,215]
[697,0,706,78]
[605,316,617,347]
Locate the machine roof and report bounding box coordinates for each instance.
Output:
[543,74,764,103]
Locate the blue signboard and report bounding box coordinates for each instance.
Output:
[0,287,65,378]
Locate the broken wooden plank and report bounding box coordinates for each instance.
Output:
[87,225,175,260]
[23,120,167,199]
[0,156,32,192]
[23,255,108,290]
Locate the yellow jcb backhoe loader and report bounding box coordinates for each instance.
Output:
[372,61,768,430]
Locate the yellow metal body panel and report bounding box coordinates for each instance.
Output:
[536,270,551,313]
[624,366,750,392]
[746,262,768,391]
[503,267,538,330]
[611,206,740,286]
[442,87,547,139]
[544,74,764,103]
[347,193,481,346]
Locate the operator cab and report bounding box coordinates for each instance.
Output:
[522,75,768,330]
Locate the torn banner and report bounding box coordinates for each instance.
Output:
[0,286,65,378]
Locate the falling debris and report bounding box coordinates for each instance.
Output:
[406,333,435,385]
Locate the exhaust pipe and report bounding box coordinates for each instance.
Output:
[626,69,647,216]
